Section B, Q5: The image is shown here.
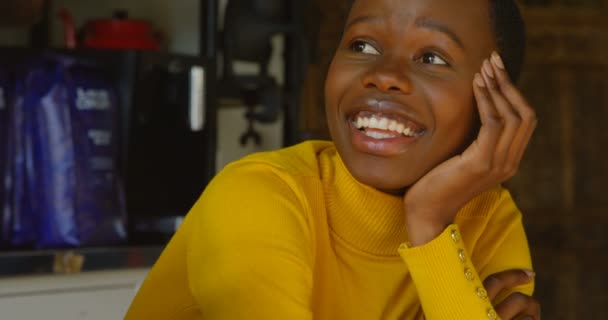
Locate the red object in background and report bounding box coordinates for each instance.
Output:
[58,7,77,48]
[58,8,160,51]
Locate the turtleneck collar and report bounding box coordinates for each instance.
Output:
[320,147,409,257]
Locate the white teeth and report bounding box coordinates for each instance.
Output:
[388,120,397,131]
[364,131,395,139]
[356,117,363,128]
[378,118,388,130]
[369,117,379,128]
[354,115,420,137]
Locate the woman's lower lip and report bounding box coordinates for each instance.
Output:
[350,122,420,156]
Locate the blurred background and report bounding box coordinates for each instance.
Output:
[0,0,606,319]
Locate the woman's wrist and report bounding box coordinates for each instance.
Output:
[405,207,455,246]
[406,218,451,246]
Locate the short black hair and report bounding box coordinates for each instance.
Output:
[489,0,526,82]
[345,0,527,82]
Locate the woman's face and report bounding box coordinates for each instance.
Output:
[325,0,496,193]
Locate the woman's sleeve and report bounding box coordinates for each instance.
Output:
[398,188,534,320]
[186,163,314,319]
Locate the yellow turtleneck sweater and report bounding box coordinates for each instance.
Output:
[126,141,533,320]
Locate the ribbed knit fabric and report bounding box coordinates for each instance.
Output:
[126,140,534,320]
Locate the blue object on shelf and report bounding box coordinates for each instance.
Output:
[62,56,127,246]
[27,56,79,247]
[3,54,127,249]
[4,64,38,247]
[0,65,12,247]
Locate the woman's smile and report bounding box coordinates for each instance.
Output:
[346,100,427,157]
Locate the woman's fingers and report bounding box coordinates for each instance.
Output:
[471,72,502,166]
[494,292,541,320]
[490,52,532,113]
[484,269,539,319]
[469,52,537,184]
[483,269,535,300]
[489,53,538,168]
[481,59,521,176]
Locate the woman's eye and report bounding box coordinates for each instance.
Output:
[419,53,448,66]
[350,41,380,55]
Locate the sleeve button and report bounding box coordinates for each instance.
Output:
[476,287,488,300]
[458,249,466,263]
[487,308,498,320]
[451,229,460,243]
[464,268,475,281]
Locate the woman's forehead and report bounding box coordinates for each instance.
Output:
[348,0,492,29]
[347,0,494,49]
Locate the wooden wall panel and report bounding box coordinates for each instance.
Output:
[572,69,608,206]
[514,6,608,319]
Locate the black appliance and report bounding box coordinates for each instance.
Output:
[121,51,216,244]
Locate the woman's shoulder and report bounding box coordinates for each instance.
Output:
[191,142,328,249]
[223,140,335,179]
[198,140,336,211]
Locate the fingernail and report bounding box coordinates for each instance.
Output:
[483,60,495,78]
[491,52,505,69]
[474,73,485,87]
[523,269,536,278]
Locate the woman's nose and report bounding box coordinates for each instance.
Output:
[361,58,413,94]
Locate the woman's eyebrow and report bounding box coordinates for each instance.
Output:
[345,15,382,30]
[414,17,465,49]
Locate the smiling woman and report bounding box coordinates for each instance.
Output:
[126,0,540,319]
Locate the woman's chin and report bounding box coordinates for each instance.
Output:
[350,169,413,196]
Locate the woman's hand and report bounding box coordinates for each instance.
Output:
[484,269,541,320]
[403,52,537,246]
